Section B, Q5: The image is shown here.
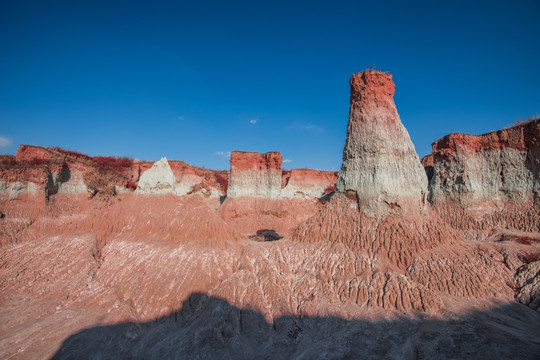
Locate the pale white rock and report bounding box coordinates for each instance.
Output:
[136,157,176,194]
[174,174,203,196]
[9,182,26,199]
[336,70,427,215]
[281,185,322,199]
[427,119,540,210]
[114,185,129,195]
[430,147,536,207]
[57,169,87,194]
[1,181,39,199]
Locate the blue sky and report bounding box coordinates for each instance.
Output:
[1,0,539,170]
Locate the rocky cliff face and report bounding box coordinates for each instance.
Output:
[1,147,85,199]
[426,118,540,235]
[226,151,282,199]
[220,151,326,234]
[429,119,539,205]
[281,169,338,199]
[336,70,428,215]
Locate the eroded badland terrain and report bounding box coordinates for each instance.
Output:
[1,70,539,359]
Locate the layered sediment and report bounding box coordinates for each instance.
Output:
[226,151,282,199]
[429,118,539,205]
[281,169,338,199]
[336,70,428,216]
[425,118,540,235]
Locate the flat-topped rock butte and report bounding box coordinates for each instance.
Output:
[1,70,539,359]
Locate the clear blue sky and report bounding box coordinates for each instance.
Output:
[1,0,539,170]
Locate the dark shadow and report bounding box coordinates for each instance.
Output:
[60,164,72,184]
[51,293,540,359]
[318,191,335,203]
[424,165,434,187]
[219,195,227,205]
[47,163,71,197]
[249,229,283,242]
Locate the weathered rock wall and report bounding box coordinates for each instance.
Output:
[336,70,428,216]
[426,118,540,234]
[227,151,282,199]
[429,119,539,205]
[281,169,338,199]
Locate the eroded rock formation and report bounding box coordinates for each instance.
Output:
[425,118,540,236]
[336,70,428,215]
[136,157,176,194]
[281,169,338,199]
[429,119,539,205]
[1,73,540,359]
[227,151,282,199]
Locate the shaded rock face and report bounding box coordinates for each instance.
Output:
[336,70,428,215]
[420,153,434,185]
[429,119,540,206]
[136,157,176,194]
[227,151,282,199]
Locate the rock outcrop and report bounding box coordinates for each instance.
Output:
[429,118,539,205]
[515,260,540,312]
[281,169,338,199]
[336,70,428,215]
[136,157,176,194]
[425,118,540,235]
[226,151,282,199]
[420,153,434,184]
[0,166,46,199]
[15,145,53,162]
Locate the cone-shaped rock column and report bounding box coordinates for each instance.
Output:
[336,70,427,215]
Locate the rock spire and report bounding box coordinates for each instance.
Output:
[336,70,427,215]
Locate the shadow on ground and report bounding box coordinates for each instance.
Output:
[52,293,540,360]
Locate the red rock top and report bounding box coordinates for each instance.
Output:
[432,118,540,158]
[230,151,282,172]
[16,145,53,162]
[420,154,434,168]
[350,70,395,107]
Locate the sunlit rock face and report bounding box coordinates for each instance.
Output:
[136,157,176,194]
[336,70,428,216]
[226,151,282,199]
[281,169,338,199]
[15,145,53,162]
[425,118,540,235]
[429,119,540,205]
